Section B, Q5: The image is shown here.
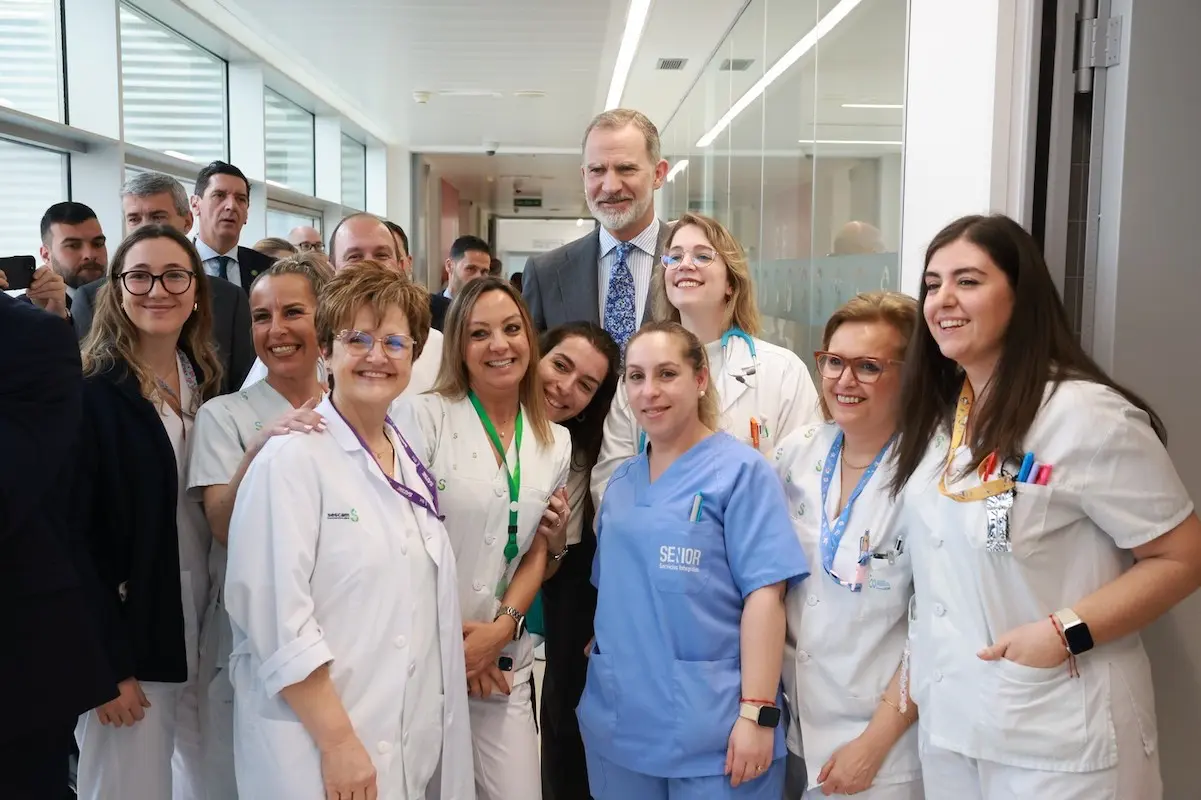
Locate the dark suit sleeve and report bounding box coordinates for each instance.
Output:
[72,282,97,340]
[0,298,81,543]
[523,255,547,332]
[225,283,255,392]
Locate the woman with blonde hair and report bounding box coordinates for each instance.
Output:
[71,224,222,799]
[579,321,808,799]
[413,275,572,800]
[224,260,473,799]
[772,291,923,799]
[591,212,819,510]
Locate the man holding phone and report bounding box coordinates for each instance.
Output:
[0,201,106,320]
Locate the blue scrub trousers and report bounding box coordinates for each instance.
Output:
[585,749,786,800]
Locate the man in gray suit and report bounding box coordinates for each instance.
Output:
[523,108,670,342]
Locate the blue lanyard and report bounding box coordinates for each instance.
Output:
[819,432,893,589]
[330,398,441,520]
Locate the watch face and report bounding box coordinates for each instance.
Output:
[759,705,782,728]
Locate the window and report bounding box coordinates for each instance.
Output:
[0,138,67,258]
[265,89,315,195]
[341,134,367,210]
[0,0,62,122]
[120,3,227,164]
[266,207,319,240]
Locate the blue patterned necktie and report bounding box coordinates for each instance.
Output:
[604,241,637,350]
[215,255,231,281]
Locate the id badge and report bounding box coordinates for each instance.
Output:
[985,488,1014,553]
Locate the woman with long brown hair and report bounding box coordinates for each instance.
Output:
[891,214,1201,799]
[72,224,222,799]
[412,275,572,800]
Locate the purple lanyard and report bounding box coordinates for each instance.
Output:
[330,400,442,520]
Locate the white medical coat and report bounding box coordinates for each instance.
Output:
[412,393,571,680]
[772,423,919,789]
[591,334,819,510]
[902,380,1194,773]
[224,396,474,800]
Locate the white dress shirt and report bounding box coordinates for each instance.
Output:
[598,220,658,327]
[195,237,241,287]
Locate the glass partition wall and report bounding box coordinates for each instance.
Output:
[659,0,907,360]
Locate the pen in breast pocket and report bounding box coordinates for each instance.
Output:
[749,417,761,449]
[690,493,704,523]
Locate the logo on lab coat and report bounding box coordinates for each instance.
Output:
[659,545,702,573]
[326,508,360,522]
[437,478,446,491]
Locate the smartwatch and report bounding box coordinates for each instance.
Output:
[495,606,526,640]
[1053,607,1095,655]
[738,702,781,729]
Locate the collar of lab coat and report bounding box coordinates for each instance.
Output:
[711,334,754,413]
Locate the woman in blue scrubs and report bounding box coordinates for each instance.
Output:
[579,321,810,799]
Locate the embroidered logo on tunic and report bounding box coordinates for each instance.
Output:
[327,508,360,522]
[659,546,702,573]
[253,421,263,431]
[437,478,447,491]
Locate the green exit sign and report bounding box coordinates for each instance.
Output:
[514,197,543,208]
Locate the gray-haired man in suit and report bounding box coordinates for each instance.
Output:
[523,108,671,343]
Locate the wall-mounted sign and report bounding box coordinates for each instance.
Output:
[514,197,543,208]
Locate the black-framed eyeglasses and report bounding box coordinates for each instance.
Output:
[814,351,903,384]
[297,241,324,253]
[336,329,414,359]
[119,269,195,296]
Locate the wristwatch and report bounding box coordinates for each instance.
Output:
[738,702,781,729]
[495,606,526,640]
[1053,607,1095,655]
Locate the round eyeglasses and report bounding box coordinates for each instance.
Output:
[336,329,414,359]
[661,248,719,269]
[814,351,903,384]
[119,269,195,296]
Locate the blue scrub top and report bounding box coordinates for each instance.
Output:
[578,432,809,778]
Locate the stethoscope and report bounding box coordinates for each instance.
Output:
[637,327,761,453]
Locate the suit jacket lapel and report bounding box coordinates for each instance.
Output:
[640,220,672,325]
[559,229,602,325]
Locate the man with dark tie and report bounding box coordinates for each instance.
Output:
[521,108,671,345]
[190,160,275,295]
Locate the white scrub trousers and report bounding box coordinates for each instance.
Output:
[918,675,1161,800]
[75,679,204,800]
[470,678,541,800]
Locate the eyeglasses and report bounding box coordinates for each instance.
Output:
[814,351,902,384]
[661,248,719,269]
[297,241,324,253]
[119,269,195,296]
[336,329,413,359]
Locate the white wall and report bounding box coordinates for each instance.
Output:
[494,217,594,255]
[899,0,1039,294]
[1092,2,1201,797]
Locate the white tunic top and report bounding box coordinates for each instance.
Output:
[224,397,473,800]
[591,335,820,510]
[772,423,919,789]
[413,393,572,678]
[903,379,1194,772]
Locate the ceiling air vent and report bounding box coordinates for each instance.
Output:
[719,58,755,72]
[656,57,688,71]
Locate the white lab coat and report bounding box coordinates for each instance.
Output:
[413,393,571,800]
[591,334,820,509]
[773,423,921,799]
[224,396,474,800]
[239,328,444,397]
[903,380,1193,798]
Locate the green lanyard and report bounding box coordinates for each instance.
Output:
[468,391,523,563]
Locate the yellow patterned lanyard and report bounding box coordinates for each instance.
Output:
[937,380,1014,502]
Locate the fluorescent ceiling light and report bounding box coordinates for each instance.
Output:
[665,159,689,182]
[798,139,902,146]
[842,103,903,109]
[165,149,196,162]
[605,0,653,110]
[696,0,864,147]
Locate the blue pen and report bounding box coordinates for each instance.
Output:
[1016,452,1035,483]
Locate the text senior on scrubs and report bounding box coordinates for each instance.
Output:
[890,214,1201,799]
[578,321,809,800]
[772,291,922,800]
[533,322,622,799]
[187,255,329,797]
[413,275,572,800]
[591,212,819,508]
[224,261,474,800]
[71,225,223,800]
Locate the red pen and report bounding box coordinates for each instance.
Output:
[981,452,997,480]
[1034,464,1052,485]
